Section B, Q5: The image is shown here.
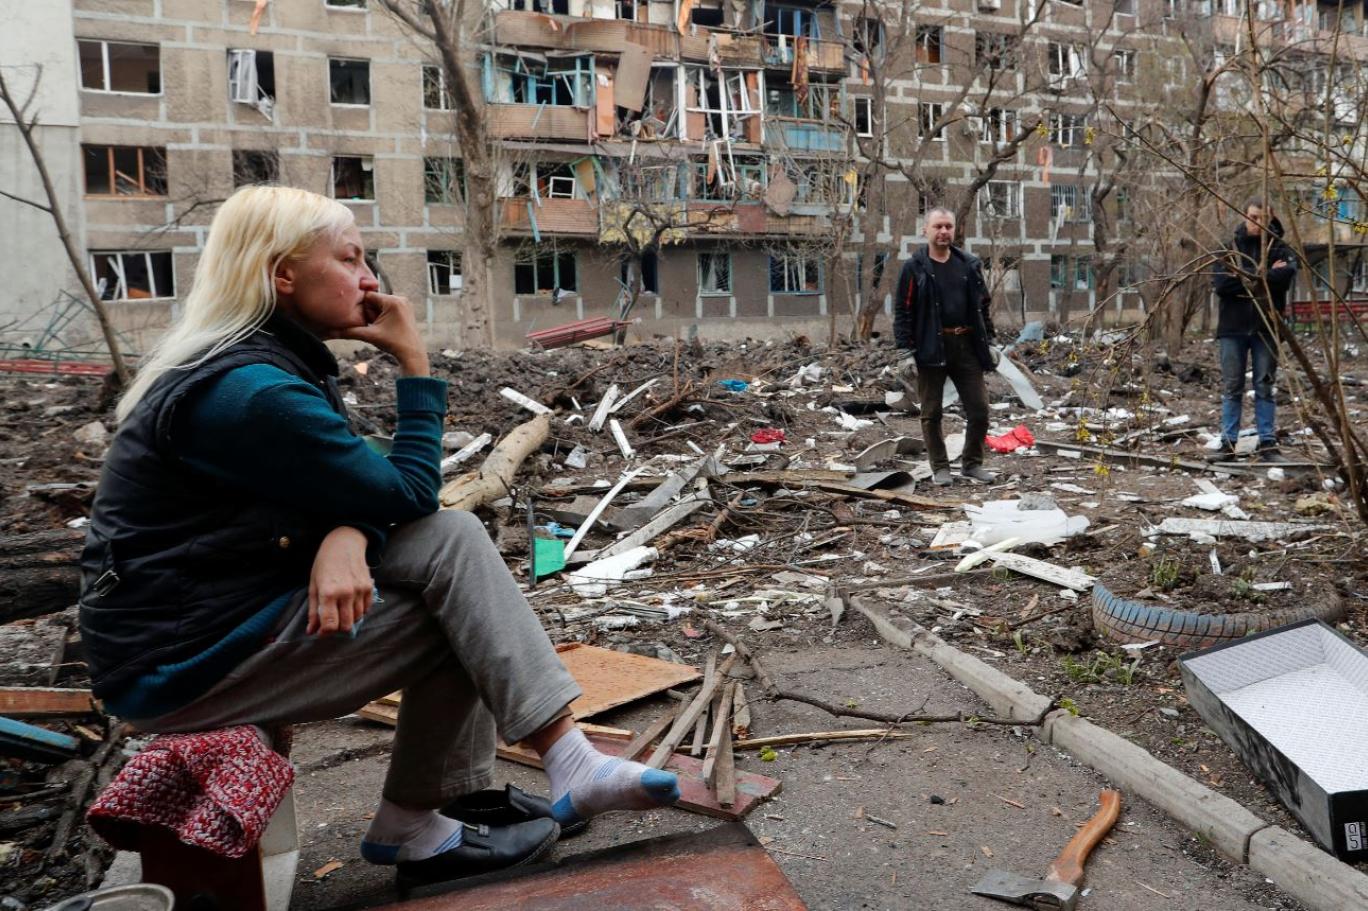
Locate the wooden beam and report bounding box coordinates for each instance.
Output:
[648,654,736,769]
[0,687,95,718]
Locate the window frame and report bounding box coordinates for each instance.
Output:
[89,250,176,301]
[979,107,1017,144]
[698,252,733,295]
[77,39,162,95]
[1050,183,1091,222]
[331,155,377,201]
[514,248,577,295]
[915,25,943,65]
[852,96,875,137]
[919,101,946,142]
[328,57,372,106]
[423,157,466,205]
[325,0,368,9]
[1114,48,1137,83]
[423,64,454,111]
[232,149,280,188]
[82,145,168,198]
[768,252,822,294]
[979,180,1022,219]
[426,249,463,295]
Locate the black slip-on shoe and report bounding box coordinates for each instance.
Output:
[1204,441,1239,462]
[440,784,589,837]
[395,818,559,890]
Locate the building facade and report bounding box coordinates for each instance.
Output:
[3,0,1365,353]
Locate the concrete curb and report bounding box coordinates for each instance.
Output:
[855,599,1368,911]
[1249,826,1368,909]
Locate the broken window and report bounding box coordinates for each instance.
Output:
[509,0,569,11]
[919,102,945,141]
[1049,112,1087,147]
[975,31,1017,71]
[1050,184,1091,222]
[979,180,1021,218]
[423,65,455,110]
[618,163,682,200]
[915,25,943,65]
[495,54,593,106]
[685,67,761,141]
[616,0,638,18]
[232,150,279,187]
[853,96,874,137]
[91,251,175,300]
[621,67,679,139]
[853,17,884,60]
[692,155,764,201]
[427,250,462,295]
[78,40,161,94]
[228,49,275,117]
[769,252,821,293]
[767,80,839,122]
[515,248,577,294]
[620,252,659,294]
[326,0,367,7]
[790,163,855,207]
[83,145,167,197]
[691,1,724,26]
[424,157,465,204]
[698,252,731,294]
[329,58,371,105]
[764,5,819,37]
[1048,42,1087,81]
[979,108,1017,144]
[332,156,375,200]
[1114,48,1136,83]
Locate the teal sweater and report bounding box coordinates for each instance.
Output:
[103,365,447,720]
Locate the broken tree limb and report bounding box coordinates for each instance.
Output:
[701,620,1032,728]
[440,414,550,510]
[627,379,695,431]
[807,481,949,511]
[734,730,922,750]
[0,528,85,622]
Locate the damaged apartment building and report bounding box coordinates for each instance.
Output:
[11,0,1366,350]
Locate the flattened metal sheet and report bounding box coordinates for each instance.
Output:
[380,823,807,911]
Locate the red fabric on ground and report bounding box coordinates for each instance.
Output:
[751,428,786,444]
[88,725,293,858]
[985,424,1036,453]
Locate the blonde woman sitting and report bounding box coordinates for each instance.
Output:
[78,186,678,888]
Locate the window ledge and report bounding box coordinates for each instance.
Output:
[80,89,162,97]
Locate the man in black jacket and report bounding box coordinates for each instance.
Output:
[894,207,998,485]
[1210,199,1296,463]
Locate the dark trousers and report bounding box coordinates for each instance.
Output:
[916,333,989,471]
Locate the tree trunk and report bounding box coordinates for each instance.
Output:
[0,529,85,623]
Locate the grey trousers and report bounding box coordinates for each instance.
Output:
[133,510,582,808]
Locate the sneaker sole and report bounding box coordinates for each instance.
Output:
[395,823,561,893]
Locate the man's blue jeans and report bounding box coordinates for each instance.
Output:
[1220,334,1277,446]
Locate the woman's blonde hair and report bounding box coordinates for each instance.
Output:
[116,185,355,422]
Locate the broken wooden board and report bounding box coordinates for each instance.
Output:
[360,644,698,726]
[983,552,1095,592]
[375,822,807,910]
[0,687,95,718]
[497,733,781,821]
[555,643,702,719]
[1148,517,1334,542]
[810,482,949,510]
[1033,439,1267,477]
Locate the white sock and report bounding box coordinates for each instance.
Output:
[359,799,464,865]
[542,727,680,825]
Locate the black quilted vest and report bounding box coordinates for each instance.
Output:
[78,316,348,698]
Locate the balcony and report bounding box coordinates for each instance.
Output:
[764,118,846,152]
[487,104,591,141]
[491,10,846,73]
[500,197,599,235]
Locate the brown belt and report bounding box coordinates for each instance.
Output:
[941,326,973,335]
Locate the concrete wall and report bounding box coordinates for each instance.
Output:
[0,0,90,349]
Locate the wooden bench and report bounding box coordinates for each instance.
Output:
[1287,299,1368,330]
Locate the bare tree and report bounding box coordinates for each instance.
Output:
[0,64,130,385]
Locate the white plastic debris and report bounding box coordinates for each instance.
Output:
[568,546,659,598]
[963,499,1090,546]
[564,445,589,469]
[1267,467,1287,482]
[710,535,762,553]
[73,421,108,447]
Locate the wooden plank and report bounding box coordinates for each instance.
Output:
[731,683,751,738]
[361,645,699,727]
[556,643,701,719]
[648,655,736,769]
[689,651,717,757]
[498,732,779,821]
[0,687,95,718]
[714,684,738,807]
[984,552,1096,592]
[620,703,681,762]
[701,682,734,787]
[809,481,949,511]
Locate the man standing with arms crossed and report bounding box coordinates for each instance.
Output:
[894,207,998,486]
